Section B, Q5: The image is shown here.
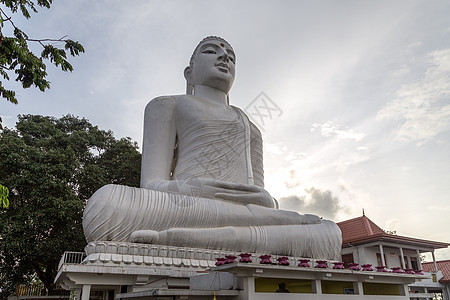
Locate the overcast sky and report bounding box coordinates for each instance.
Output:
[1,0,449,260]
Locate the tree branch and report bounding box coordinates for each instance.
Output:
[0,7,19,30]
[27,36,69,43]
[1,8,70,47]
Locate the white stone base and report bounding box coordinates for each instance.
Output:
[55,242,430,300]
[83,241,335,271]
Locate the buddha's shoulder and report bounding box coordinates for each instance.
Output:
[146,95,199,106]
[144,95,189,112]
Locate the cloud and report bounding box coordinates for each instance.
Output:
[311,121,366,141]
[284,170,301,189]
[265,143,307,162]
[279,187,346,220]
[391,66,410,78]
[377,48,450,145]
[356,146,369,152]
[427,205,450,212]
[407,41,423,49]
[384,218,399,233]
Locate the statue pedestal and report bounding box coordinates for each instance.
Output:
[55,241,428,300]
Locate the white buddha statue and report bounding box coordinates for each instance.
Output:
[83,36,342,259]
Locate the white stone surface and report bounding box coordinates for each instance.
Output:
[82,36,342,259]
[82,241,328,270]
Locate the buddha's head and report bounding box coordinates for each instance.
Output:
[184,36,236,95]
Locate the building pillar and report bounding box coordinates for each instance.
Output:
[445,285,450,300]
[239,277,252,300]
[113,287,120,300]
[81,284,91,300]
[407,255,412,269]
[314,279,322,294]
[400,283,408,296]
[379,244,386,266]
[399,247,406,269]
[424,287,430,300]
[354,281,363,295]
[416,249,423,270]
[432,251,438,272]
[72,289,82,300]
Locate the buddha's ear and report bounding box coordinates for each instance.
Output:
[184,66,192,81]
[184,66,194,95]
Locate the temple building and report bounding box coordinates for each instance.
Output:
[417,260,450,299]
[337,214,450,299]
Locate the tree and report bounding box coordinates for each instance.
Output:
[0,0,84,128]
[0,115,141,298]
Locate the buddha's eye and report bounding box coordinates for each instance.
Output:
[202,49,216,54]
[229,56,235,63]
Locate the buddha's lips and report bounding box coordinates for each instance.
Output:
[216,63,229,72]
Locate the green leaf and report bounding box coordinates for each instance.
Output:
[41,45,73,71]
[64,40,85,56]
[0,82,18,104]
[0,184,10,207]
[13,27,28,41]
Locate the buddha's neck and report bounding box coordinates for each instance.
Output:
[194,85,228,105]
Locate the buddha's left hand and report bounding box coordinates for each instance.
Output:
[197,179,276,208]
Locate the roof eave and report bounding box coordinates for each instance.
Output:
[342,233,449,249]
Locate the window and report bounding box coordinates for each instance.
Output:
[254,278,313,293]
[411,256,418,270]
[398,255,409,268]
[363,283,404,296]
[376,253,387,267]
[342,253,354,268]
[321,281,354,294]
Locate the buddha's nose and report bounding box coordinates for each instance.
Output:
[218,51,229,62]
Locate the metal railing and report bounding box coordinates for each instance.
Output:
[15,284,70,298]
[57,251,85,270]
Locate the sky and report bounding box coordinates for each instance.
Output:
[1,0,450,260]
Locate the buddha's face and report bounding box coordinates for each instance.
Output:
[186,39,236,94]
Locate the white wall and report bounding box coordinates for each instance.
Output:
[248,293,410,300]
[342,245,421,270]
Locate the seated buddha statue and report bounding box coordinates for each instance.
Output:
[82,36,342,259]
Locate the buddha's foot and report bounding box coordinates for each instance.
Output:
[130,227,246,251]
[246,204,321,225]
[129,221,342,260]
[130,230,159,243]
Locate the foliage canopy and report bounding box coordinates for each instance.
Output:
[0,115,141,298]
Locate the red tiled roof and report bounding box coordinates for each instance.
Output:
[337,215,384,244]
[423,260,450,283]
[337,215,449,249]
